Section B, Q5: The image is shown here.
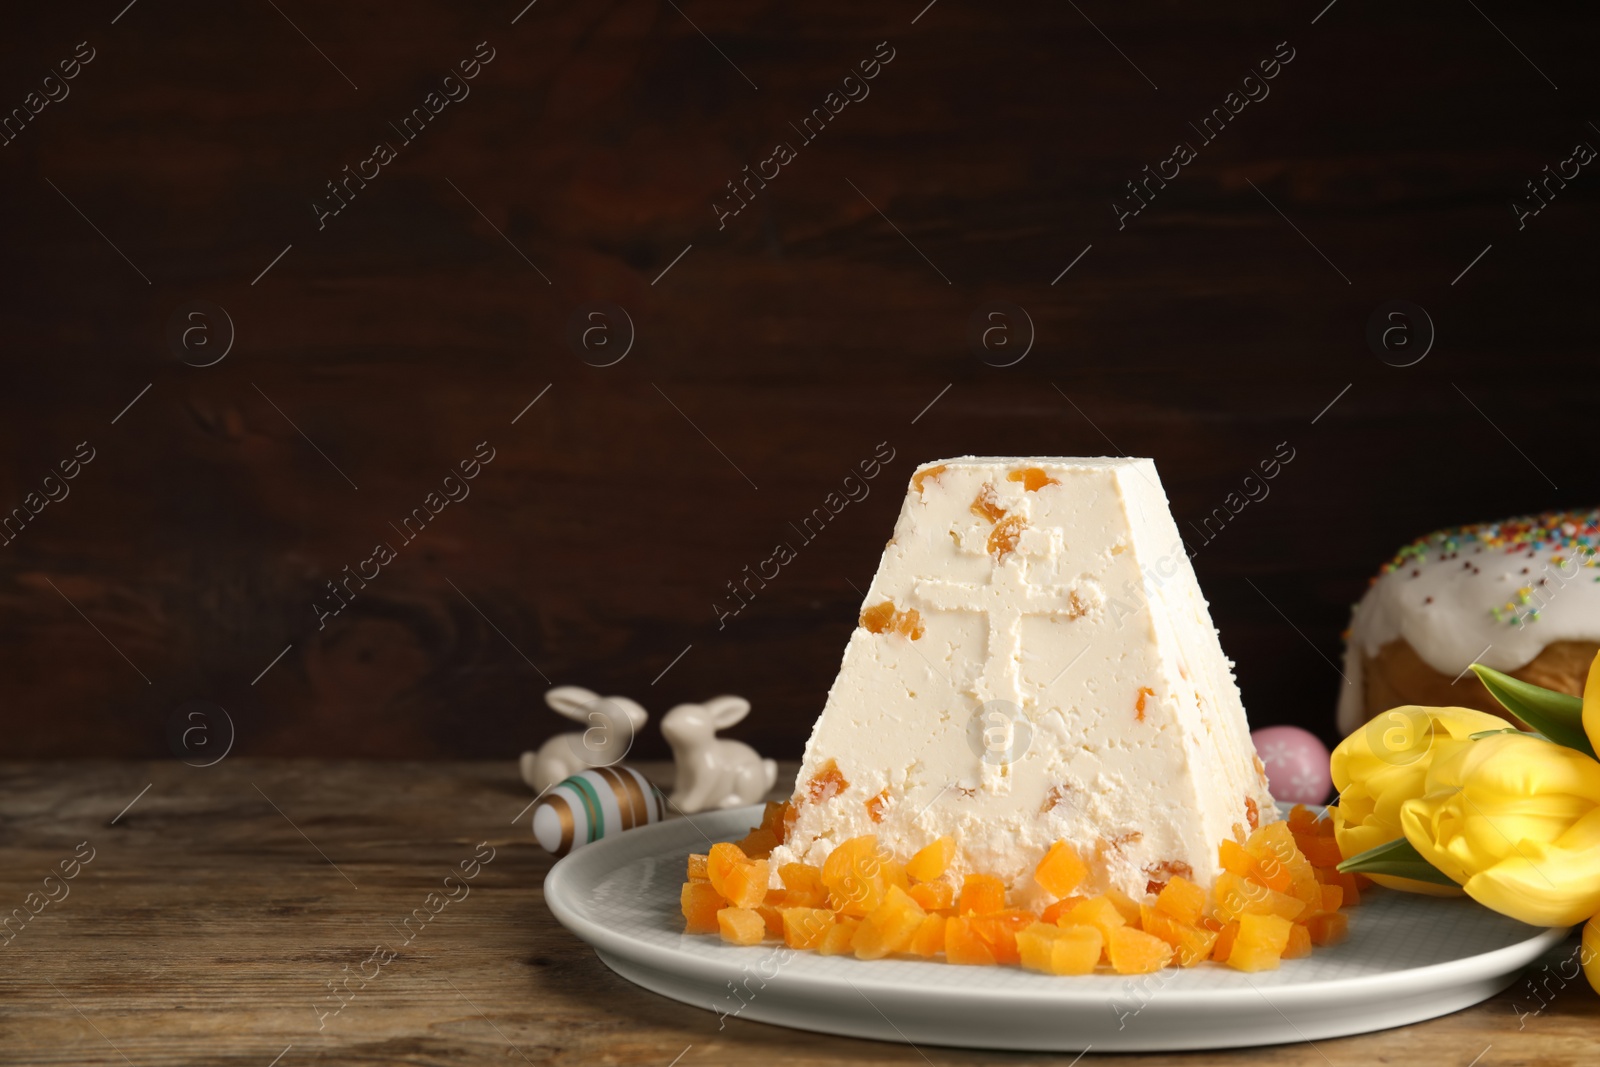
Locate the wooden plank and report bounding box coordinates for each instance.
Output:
[0,760,1592,1065]
[1,3,1598,760]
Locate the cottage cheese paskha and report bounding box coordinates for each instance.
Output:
[770,457,1275,906]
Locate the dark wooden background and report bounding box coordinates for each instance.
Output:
[2,0,1596,761]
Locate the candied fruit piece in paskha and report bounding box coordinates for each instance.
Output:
[957,873,1007,916]
[718,907,766,945]
[681,882,726,934]
[1034,840,1088,899]
[1108,927,1174,975]
[1227,913,1293,972]
[1154,876,1206,926]
[1017,922,1102,976]
[944,916,998,966]
[1006,467,1060,493]
[906,836,956,882]
[908,881,954,912]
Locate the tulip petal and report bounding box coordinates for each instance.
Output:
[1584,651,1600,758]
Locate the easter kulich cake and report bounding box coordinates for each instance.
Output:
[1336,509,1600,735]
[679,459,1355,977]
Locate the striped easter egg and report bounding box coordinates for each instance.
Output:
[531,765,666,856]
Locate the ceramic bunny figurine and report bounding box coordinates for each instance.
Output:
[520,686,648,794]
[661,695,777,813]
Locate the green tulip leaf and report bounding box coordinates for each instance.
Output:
[1336,835,1459,887]
[1469,663,1595,758]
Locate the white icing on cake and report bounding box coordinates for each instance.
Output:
[1336,509,1600,734]
[770,457,1275,904]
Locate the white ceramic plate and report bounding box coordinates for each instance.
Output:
[544,804,1567,1052]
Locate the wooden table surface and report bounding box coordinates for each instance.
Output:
[1,759,1594,1066]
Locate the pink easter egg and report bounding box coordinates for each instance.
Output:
[1251,725,1333,805]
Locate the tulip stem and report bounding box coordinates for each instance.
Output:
[1336,836,1459,886]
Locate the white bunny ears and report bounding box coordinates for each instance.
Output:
[519,686,648,794]
[520,686,775,814]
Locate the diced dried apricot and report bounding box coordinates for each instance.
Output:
[855,885,927,960]
[944,916,998,966]
[1227,913,1293,972]
[1283,923,1312,959]
[778,863,828,908]
[1035,840,1089,899]
[958,873,1007,916]
[759,801,789,843]
[970,909,1035,966]
[818,916,860,956]
[1318,884,1343,914]
[1287,805,1317,833]
[687,854,709,881]
[1305,912,1350,946]
[736,827,780,858]
[1137,903,1214,965]
[718,907,766,945]
[906,836,956,882]
[1154,876,1206,926]
[908,881,954,912]
[823,835,889,917]
[681,882,726,934]
[1018,922,1102,976]
[1213,872,1305,923]
[780,907,833,950]
[707,842,747,893]
[909,912,946,958]
[754,903,785,938]
[1297,835,1343,868]
[1040,896,1086,925]
[1322,870,1360,906]
[1101,886,1143,925]
[1219,838,1257,879]
[720,858,770,910]
[1212,921,1239,962]
[1108,926,1174,974]
[1062,897,1126,950]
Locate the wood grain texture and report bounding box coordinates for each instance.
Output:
[0,759,1593,1066]
[1,2,1599,760]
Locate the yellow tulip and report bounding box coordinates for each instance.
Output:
[1400,732,1600,926]
[1328,705,1507,895]
[1584,651,1600,754]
